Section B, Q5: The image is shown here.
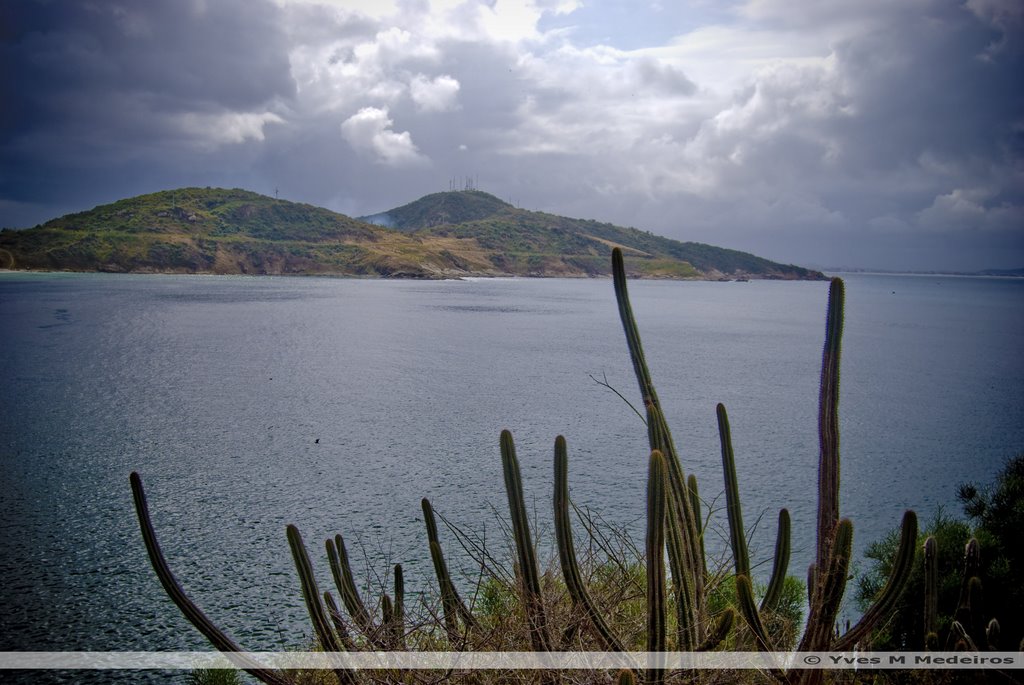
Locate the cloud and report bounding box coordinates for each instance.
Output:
[177,111,286,147]
[1,0,1021,271]
[340,106,428,166]
[410,74,461,112]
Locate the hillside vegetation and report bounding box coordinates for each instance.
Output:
[1,187,824,280]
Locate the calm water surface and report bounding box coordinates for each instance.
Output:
[1,271,1022,682]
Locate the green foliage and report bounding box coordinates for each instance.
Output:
[705,575,805,650]
[856,511,972,649]
[185,668,243,685]
[956,452,1024,644]
[856,454,1024,651]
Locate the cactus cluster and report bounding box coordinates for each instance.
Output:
[130,248,921,684]
[923,535,1007,653]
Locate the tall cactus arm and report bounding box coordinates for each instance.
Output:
[815,278,844,582]
[717,403,750,579]
[611,247,659,407]
[760,509,791,614]
[615,250,705,621]
[687,474,706,573]
[794,519,853,685]
[986,618,1000,650]
[325,535,375,638]
[286,525,357,685]
[392,564,406,649]
[553,436,626,651]
[429,541,461,642]
[834,511,917,650]
[646,450,668,685]
[323,592,356,650]
[421,498,475,641]
[698,607,736,652]
[736,575,773,652]
[923,536,938,645]
[501,429,554,653]
[647,405,702,649]
[954,538,982,635]
[799,518,854,655]
[129,473,292,685]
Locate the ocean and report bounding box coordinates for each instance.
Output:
[1,270,1021,682]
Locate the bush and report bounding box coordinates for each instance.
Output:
[855,452,1024,649]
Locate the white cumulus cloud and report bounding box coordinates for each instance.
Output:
[177,110,285,147]
[409,74,461,112]
[340,106,428,166]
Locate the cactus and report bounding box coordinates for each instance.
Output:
[323,592,357,650]
[687,474,706,574]
[717,402,794,648]
[834,510,917,650]
[717,403,750,581]
[129,472,291,685]
[129,249,926,685]
[799,518,854,653]
[698,607,736,652]
[421,498,475,643]
[613,248,705,641]
[287,525,357,685]
[923,536,938,647]
[736,574,773,652]
[760,509,791,614]
[325,535,374,639]
[645,450,668,685]
[553,435,626,652]
[815,278,844,581]
[392,564,406,649]
[500,429,555,654]
[920,535,1016,652]
[986,618,1000,650]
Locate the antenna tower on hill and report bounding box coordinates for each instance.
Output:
[448,175,479,191]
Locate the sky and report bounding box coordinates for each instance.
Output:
[1,0,1021,272]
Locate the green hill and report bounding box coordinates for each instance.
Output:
[0,187,824,280]
[0,187,466,277]
[362,190,512,230]
[362,190,824,280]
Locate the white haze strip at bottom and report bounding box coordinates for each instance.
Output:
[0,652,1020,670]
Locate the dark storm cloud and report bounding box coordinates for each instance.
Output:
[1,0,1021,271]
[1,0,293,217]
